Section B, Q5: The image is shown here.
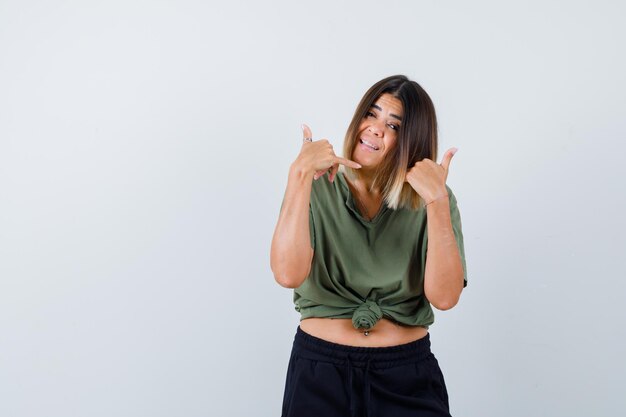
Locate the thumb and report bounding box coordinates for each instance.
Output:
[302,124,313,142]
[440,147,457,171]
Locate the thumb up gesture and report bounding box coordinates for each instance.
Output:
[405,148,457,204]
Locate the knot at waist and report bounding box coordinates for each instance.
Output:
[351,300,383,330]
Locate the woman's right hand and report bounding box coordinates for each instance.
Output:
[293,124,361,183]
[271,124,360,288]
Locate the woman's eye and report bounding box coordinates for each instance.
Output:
[388,124,399,131]
[366,111,375,118]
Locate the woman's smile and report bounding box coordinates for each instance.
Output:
[358,138,380,151]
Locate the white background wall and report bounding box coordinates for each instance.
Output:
[1,1,624,416]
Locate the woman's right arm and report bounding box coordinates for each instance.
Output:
[270,163,315,288]
[270,125,361,288]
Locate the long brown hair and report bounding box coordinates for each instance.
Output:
[342,75,438,210]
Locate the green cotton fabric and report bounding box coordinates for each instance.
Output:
[293,171,467,330]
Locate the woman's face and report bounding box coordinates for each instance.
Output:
[351,93,403,170]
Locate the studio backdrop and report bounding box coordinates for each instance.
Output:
[0,1,624,416]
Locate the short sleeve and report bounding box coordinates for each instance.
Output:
[447,186,468,287]
[309,203,315,249]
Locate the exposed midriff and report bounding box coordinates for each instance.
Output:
[299,317,429,347]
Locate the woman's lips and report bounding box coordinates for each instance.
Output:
[359,138,379,151]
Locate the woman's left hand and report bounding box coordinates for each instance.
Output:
[405,148,457,204]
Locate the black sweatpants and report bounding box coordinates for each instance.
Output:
[281,326,452,417]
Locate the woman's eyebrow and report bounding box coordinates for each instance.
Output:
[371,104,403,121]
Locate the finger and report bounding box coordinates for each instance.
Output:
[328,163,339,182]
[333,156,362,169]
[313,169,327,180]
[440,147,457,171]
[302,124,313,142]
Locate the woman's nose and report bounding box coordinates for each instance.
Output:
[368,120,384,136]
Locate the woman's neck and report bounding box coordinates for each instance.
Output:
[352,168,381,196]
[344,172,384,221]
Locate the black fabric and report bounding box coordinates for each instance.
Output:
[281,327,453,417]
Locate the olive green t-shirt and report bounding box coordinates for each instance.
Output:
[294,171,467,330]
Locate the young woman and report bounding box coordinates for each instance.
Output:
[271,75,467,417]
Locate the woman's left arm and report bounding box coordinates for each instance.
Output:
[405,148,465,311]
[423,197,464,310]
